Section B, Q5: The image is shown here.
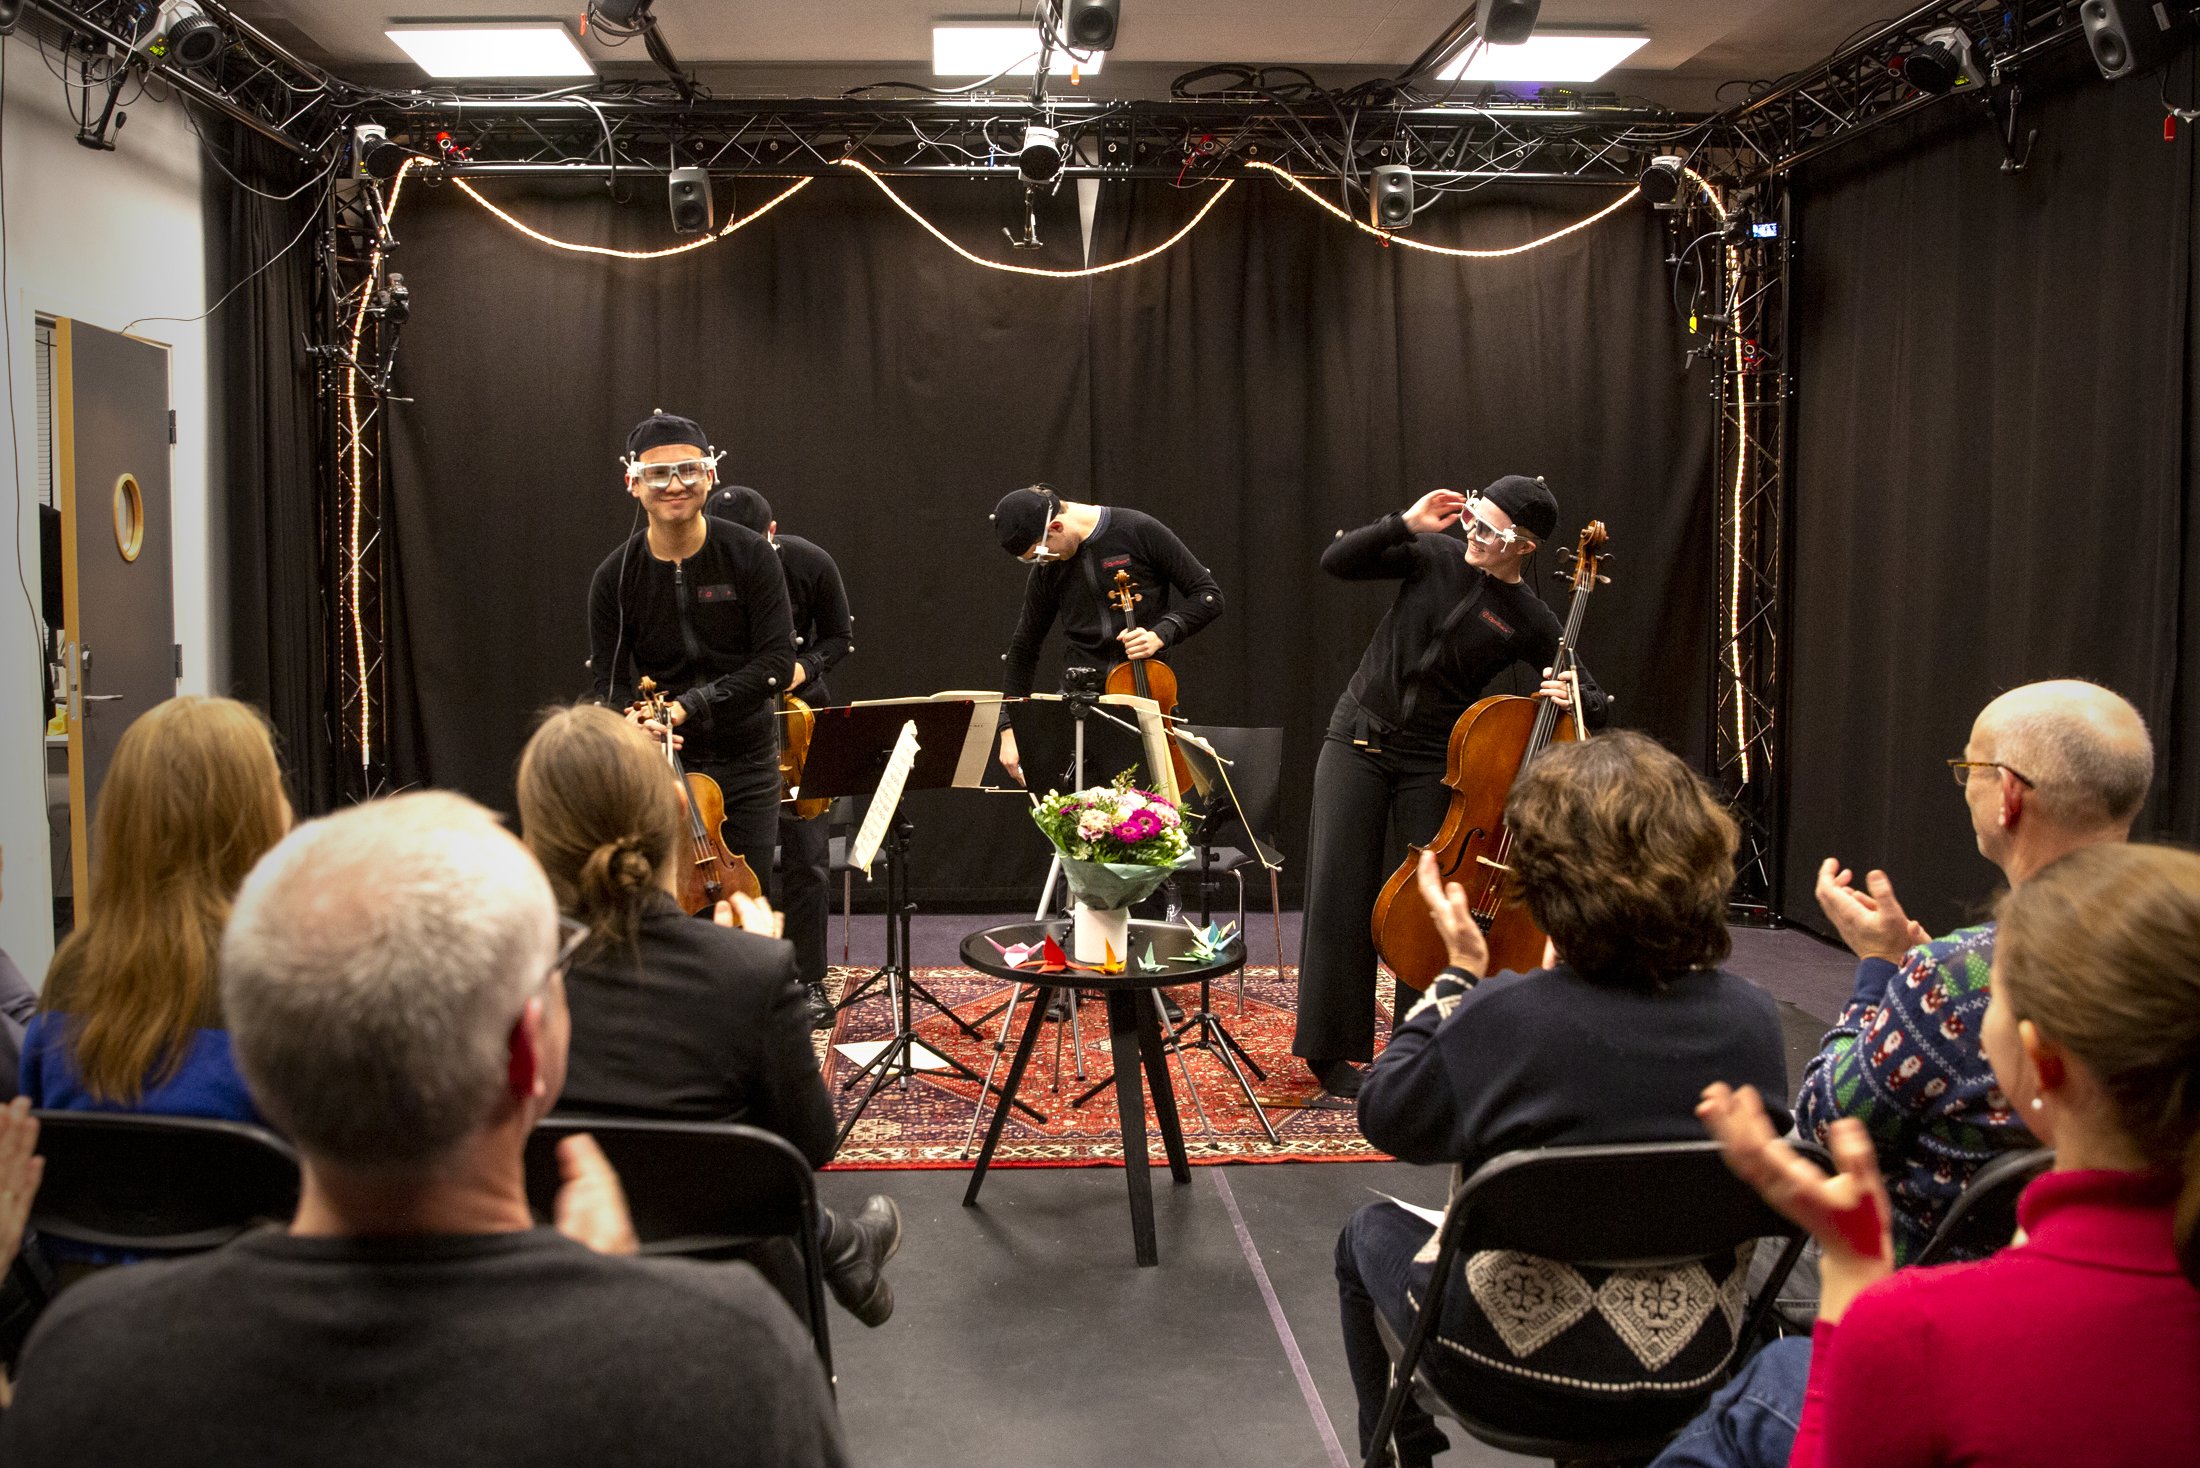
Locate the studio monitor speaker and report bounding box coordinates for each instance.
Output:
[1065,0,1120,51]
[668,167,713,235]
[1480,0,1543,47]
[2079,0,2178,80]
[1370,165,1414,230]
[0,0,23,36]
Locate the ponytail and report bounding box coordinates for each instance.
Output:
[517,704,685,960]
[575,834,660,950]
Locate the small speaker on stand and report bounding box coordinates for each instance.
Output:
[668,167,714,235]
[2079,0,2180,80]
[1370,165,1414,230]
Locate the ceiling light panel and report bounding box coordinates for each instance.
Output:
[1442,33,1649,83]
[386,23,595,79]
[933,23,1103,77]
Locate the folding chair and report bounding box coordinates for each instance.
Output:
[1913,1145,2053,1267]
[24,1111,300,1261]
[1177,723,1289,988]
[526,1116,833,1382]
[1367,1140,1820,1467]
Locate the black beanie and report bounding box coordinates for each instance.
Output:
[708,485,773,534]
[1478,474,1559,543]
[990,486,1059,556]
[624,408,710,459]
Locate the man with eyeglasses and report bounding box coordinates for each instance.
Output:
[1293,476,1607,1104]
[988,484,1224,789]
[1799,678,2153,1263]
[588,411,795,900]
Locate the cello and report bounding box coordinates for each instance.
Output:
[1369,521,1611,991]
[1103,569,1196,797]
[634,677,765,914]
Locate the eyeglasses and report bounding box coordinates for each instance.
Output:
[541,915,589,990]
[625,455,718,491]
[1947,759,2036,790]
[1463,497,1533,552]
[1018,542,1062,564]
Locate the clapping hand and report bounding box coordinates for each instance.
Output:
[1814,858,1929,964]
[713,890,786,940]
[552,1133,639,1257]
[1414,849,1489,979]
[1698,1083,1892,1323]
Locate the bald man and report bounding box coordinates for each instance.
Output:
[1799,678,2155,1262]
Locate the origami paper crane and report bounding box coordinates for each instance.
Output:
[1039,935,1070,972]
[1173,918,1239,962]
[988,938,1043,969]
[1136,943,1165,974]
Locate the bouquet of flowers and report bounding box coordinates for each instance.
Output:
[1031,771,1193,912]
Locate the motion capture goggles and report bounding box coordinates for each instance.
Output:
[1461,496,1536,552]
[623,452,724,491]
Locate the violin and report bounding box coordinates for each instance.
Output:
[1369,522,1612,991]
[634,677,764,914]
[1103,570,1196,796]
[778,693,831,821]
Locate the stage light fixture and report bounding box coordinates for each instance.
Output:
[140,0,224,70]
[1480,0,1543,47]
[1900,25,1983,95]
[1638,155,1684,206]
[1017,124,1063,184]
[385,23,594,78]
[353,124,413,182]
[1065,0,1121,51]
[668,166,714,234]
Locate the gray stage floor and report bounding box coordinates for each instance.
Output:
[817,917,1852,1468]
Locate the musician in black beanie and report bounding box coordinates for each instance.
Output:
[1291,476,1609,1103]
[587,411,794,902]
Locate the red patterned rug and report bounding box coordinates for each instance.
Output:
[815,964,1396,1169]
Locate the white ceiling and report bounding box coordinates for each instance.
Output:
[241,0,1909,105]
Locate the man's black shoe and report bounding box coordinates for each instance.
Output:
[821,1194,903,1327]
[804,979,836,1031]
[1045,989,1073,1023]
[1306,1056,1362,1102]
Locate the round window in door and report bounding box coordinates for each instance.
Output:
[113,473,145,563]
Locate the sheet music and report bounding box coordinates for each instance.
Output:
[849,719,921,875]
[929,691,1004,787]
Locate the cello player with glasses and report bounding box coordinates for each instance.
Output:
[1292,476,1610,1105]
[587,410,796,906]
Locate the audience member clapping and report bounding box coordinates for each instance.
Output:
[0,851,40,1097]
[1339,731,1791,1468]
[1799,679,2152,1261]
[0,792,847,1468]
[517,704,900,1326]
[22,697,290,1123]
[1662,842,2200,1468]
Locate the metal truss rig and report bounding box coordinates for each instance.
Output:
[380,94,1697,186]
[1714,0,2090,181]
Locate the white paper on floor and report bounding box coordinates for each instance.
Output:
[834,1039,951,1071]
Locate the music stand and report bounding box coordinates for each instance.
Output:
[798,697,1046,1147]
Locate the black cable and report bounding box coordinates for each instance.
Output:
[121,165,337,335]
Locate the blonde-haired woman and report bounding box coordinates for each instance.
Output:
[23,697,290,1121]
[517,704,901,1327]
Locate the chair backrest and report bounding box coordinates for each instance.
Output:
[524,1116,831,1375]
[1178,724,1285,854]
[1446,1140,1809,1266]
[1914,1146,2053,1267]
[28,1111,301,1253]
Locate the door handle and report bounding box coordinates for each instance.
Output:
[83,694,123,703]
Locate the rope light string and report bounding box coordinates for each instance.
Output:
[829,157,1234,279]
[1241,160,1639,259]
[448,174,815,259]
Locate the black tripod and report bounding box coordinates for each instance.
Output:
[835,811,1044,1148]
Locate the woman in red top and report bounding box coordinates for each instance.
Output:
[1678,841,2200,1468]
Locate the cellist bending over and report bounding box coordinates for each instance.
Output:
[1292,476,1606,1104]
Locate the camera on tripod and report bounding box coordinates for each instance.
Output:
[1059,665,1104,707]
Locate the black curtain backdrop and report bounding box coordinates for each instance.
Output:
[1784,49,2200,937]
[383,170,1711,904]
[208,121,336,813]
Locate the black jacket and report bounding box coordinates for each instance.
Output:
[770,533,851,704]
[588,519,795,767]
[1000,507,1223,699]
[1324,512,1608,760]
[557,895,837,1168]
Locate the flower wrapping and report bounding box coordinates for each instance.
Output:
[1032,772,1192,912]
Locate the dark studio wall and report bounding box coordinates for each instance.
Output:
[1783,47,2200,938]
[379,169,1714,904]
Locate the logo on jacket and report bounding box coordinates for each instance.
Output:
[1477,609,1514,635]
[695,584,737,603]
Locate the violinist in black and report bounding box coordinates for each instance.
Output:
[587,411,795,898]
[1292,476,1608,1102]
[708,484,852,1030]
[989,485,1223,788]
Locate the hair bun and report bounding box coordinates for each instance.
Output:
[608,836,655,891]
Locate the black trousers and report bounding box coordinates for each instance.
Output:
[685,752,780,907]
[1291,736,1451,1065]
[778,803,831,985]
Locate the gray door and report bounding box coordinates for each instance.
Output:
[56,318,175,921]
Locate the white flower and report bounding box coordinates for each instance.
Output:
[1078,810,1110,839]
